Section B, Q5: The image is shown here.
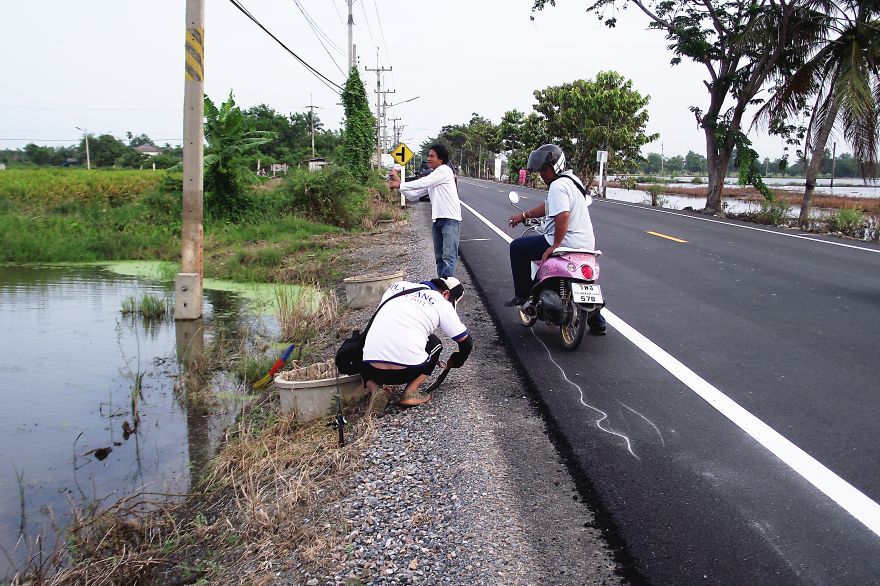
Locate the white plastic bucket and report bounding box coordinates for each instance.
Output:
[275,361,369,421]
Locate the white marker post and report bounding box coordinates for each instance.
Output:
[397,164,406,208]
[596,150,608,198]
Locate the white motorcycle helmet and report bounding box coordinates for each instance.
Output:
[526,144,566,174]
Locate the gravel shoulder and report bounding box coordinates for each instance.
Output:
[318,202,625,585]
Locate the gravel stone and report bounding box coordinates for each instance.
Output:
[319,201,624,585]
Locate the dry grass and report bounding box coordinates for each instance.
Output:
[275,286,339,348]
[45,401,377,585]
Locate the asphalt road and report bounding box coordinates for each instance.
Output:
[452,177,880,584]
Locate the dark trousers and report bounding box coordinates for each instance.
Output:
[509,234,551,300]
[361,334,442,386]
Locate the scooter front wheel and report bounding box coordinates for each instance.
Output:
[560,306,587,350]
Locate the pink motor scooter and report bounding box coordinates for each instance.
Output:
[508,191,604,350]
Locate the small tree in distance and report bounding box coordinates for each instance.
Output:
[533,71,658,186]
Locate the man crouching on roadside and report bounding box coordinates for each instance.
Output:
[362,277,473,416]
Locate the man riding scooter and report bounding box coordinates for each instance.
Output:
[506,144,606,335]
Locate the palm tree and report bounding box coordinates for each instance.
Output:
[758,0,880,227]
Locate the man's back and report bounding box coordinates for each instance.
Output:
[543,172,596,250]
[363,281,467,366]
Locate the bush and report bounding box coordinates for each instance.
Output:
[283,166,368,228]
[755,200,792,225]
[690,176,704,184]
[826,208,866,238]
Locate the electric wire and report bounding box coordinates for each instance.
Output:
[331,0,344,26]
[293,0,343,53]
[227,0,343,94]
[359,0,378,57]
[291,0,345,76]
[371,0,397,90]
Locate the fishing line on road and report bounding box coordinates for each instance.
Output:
[529,329,638,460]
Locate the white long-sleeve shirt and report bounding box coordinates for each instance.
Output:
[399,164,462,221]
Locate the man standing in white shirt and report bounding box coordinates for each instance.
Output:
[362,277,473,414]
[388,144,462,278]
[507,144,606,335]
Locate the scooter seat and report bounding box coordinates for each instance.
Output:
[551,247,602,257]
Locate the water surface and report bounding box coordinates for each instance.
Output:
[0,265,257,579]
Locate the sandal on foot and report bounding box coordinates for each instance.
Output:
[398,391,430,407]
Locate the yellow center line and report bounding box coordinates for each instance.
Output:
[646,231,688,243]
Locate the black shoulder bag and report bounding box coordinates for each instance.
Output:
[334,286,428,375]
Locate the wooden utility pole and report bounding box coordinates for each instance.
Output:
[176,0,204,320]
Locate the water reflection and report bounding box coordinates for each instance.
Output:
[0,265,257,579]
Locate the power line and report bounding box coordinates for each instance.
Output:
[0,105,181,112]
[291,0,345,77]
[359,0,377,53]
[293,0,343,53]
[371,0,396,90]
[331,0,344,25]
[227,0,343,94]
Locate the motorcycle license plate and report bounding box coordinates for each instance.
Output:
[571,283,603,304]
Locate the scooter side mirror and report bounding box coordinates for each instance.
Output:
[508,191,520,205]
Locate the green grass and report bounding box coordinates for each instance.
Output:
[0,166,383,285]
[120,294,169,319]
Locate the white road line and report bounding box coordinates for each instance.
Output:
[460,199,880,538]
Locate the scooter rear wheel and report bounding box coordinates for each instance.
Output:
[518,307,537,327]
[560,306,587,350]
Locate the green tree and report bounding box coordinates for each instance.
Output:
[684,150,707,174]
[665,155,685,174]
[534,1,829,213]
[757,0,880,226]
[642,152,663,174]
[203,91,274,217]
[341,67,377,182]
[23,143,57,166]
[532,71,658,185]
[126,132,154,147]
[84,134,129,167]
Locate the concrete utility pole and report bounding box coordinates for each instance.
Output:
[661,141,665,176]
[75,127,91,170]
[177,0,204,320]
[347,0,354,72]
[830,141,837,189]
[306,94,322,158]
[379,89,395,152]
[390,118,402,145]
[365,60,392,167]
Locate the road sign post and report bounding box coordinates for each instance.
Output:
[596,150,608,198]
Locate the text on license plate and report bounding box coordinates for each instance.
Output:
[571,283,603,304]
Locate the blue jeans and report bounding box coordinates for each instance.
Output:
[432,218,460,278]
[509,234,550,300]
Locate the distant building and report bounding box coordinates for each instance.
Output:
[134,144,163,157]
[303,158,328,173]
[271,162,290,175]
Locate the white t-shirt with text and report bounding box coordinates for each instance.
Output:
[363,281,469,367]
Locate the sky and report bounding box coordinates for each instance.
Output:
[0,0,815,159]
